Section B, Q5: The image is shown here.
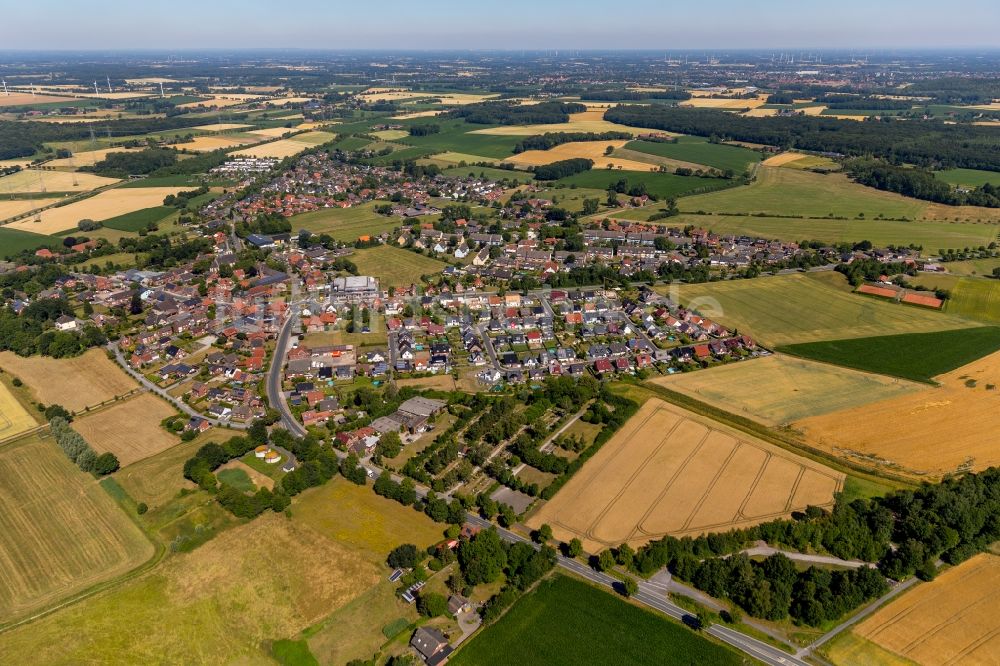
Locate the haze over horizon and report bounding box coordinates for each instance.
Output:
[6,0,1000,51]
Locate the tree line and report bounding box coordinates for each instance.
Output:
[580,90,691,102]
[603,105,1000,171]
[845,159,1000,207]
[513,131,632,153]
[450,101,586,126]
[533,158,593,180]
[49,416,119,476]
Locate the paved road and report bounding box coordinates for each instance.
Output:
[107,342,246,430]
[461,514,807,666]
[266,312,307,438]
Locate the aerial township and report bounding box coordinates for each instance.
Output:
[0,48,999,666]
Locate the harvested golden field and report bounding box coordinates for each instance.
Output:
[0,348,137,412]
[0,380,38,440]
[850,554,1000,666]
[245,126,294,138]
[358,90,497,105]
[528,399,843,552]
[503,140,659,172]
[4,186,185,234]
[73,393,178,467]
[0,169,118,194]
[761,152,808,167]
[681,94,768,110]
[0,92,75,106]
[471,109,672,137]
[653,354,922,426]
[0,197,60,220]
[191,123,252,132]
[44,146,145,168]
[391,109,442,119]
[395,375,459,391]
[0,434,153,621]
[230,131,335,158]
[0,513,377,663]
[796,351,1000,479]
[178,134,258,152]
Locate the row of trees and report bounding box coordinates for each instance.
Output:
[49,416,119,476]
[845,160,1000,207]
[85,148,178,177]
[450,101,586,126]
[0,301,107,358]
[533,157,593,180]
[513,131,631,153]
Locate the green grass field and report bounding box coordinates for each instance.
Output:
[350,245,448,287]
[555,169,735,200]
[934,168,1000,188]
[100,205,177,231]
[941,278,1000,323]
[680,167,928,219]
[665,272,973,346]
[442,166,535,183]
[778,326,1000,383]
[612,212,1000,249]
[625,137,762,173]
[0,227,61,258]
[289,202,401,241]
[449,574,745,666]
[397,120,522,159]
[935,258,1000,276]
[117,175,208,189]
[217,467,255,492]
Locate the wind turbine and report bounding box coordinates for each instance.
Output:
[94,81,100,96]
[159,82,165,98]
[1,79,7,96]
[107,76,112,94]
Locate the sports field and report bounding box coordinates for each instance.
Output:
[624,137,762,173]
[846,554,1000,666]
[450,574,745,666]
[289,201,401,241]
[680,167,927,219]
[503,140,658,172]
[0,380,39,440]
[796,350,1000,478]
[350,245,448,288]
[0,348,137,412]
[652,354,922,426]
[529,399,843,551]
[664,272,971,346]
[0,513,377,662]
[0,434,153,621]
[0,169,118,193]
[72,393,178,467]
[4,187,186,235]
[779,326,1000,383]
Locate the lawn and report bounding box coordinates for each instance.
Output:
[98,205,177,231]
[0,227,61,258]
[555,169,735,200]
[302,311,388,348]
[619,212,1000,250]
[442,165,535,183]
[625,136,762,173]
[217,467,255,492]
[680,167,927,219]
[934,168,1000,188]
[289,202,401,242]
[350,245,448,287]
[665,272,973,346]
[778,326,1000,383]
[449,574,745,666]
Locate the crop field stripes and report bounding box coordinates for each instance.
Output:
[530,399,844,551]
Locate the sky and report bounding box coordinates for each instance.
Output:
[3,0,999,50]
